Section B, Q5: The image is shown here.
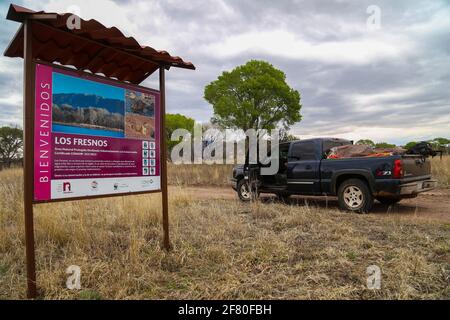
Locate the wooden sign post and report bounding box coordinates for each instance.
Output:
[159,67,171,250]
[23,18,37,299]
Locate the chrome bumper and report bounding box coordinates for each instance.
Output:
[399,179,438,195]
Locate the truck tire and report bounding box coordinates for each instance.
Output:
[338,178,374,213]
[237,179,258,202]
[376,197,401,205]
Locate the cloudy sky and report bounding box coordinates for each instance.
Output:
[1,0,449,144]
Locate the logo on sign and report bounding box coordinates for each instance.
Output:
[91,181,98,190]
[63,182,72,193]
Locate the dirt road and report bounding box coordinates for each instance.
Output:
[173,186,450,223]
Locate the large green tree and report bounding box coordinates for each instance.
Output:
[0,126,23,167]
[204,60,302,132]
[166,113,195,152]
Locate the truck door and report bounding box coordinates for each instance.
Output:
[287,141,321,194]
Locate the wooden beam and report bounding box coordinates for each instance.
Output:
[32,20,171,72]
[28,13,58,20]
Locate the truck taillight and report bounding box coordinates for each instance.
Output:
[392,159,403,178]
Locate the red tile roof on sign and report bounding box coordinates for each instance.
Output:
[4,4,195,84]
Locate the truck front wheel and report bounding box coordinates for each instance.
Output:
[237,179,258,202]
[338,179,374,213]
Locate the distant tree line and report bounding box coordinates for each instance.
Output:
[355,140,396,148]
[53,104,124,130]
[356,138,450,154]
[3,122,449,169]
[403,137,450,152]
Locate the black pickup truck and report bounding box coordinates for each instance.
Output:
[231,138,437,213]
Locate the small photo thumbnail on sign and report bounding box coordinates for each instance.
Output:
[52,72,125,139]
[149,150,156,158]
[149,141,155,150]
[124,90,155,140]
[149,159,156,166]
[142,141,149,149]
[143,158,149,166]
[150,167,156,175]
[143,149,149,158]
[143,167,149,175]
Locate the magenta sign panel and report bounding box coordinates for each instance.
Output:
[34,63,161,201]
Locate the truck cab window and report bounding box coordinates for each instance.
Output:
[290,141,316,160]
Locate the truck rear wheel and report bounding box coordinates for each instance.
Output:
[338,178,374,213]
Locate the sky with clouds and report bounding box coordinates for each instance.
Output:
[0,0,449,144]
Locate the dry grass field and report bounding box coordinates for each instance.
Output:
[0,158,449,300]
[432,156,450,187]
[168,163,234,186]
